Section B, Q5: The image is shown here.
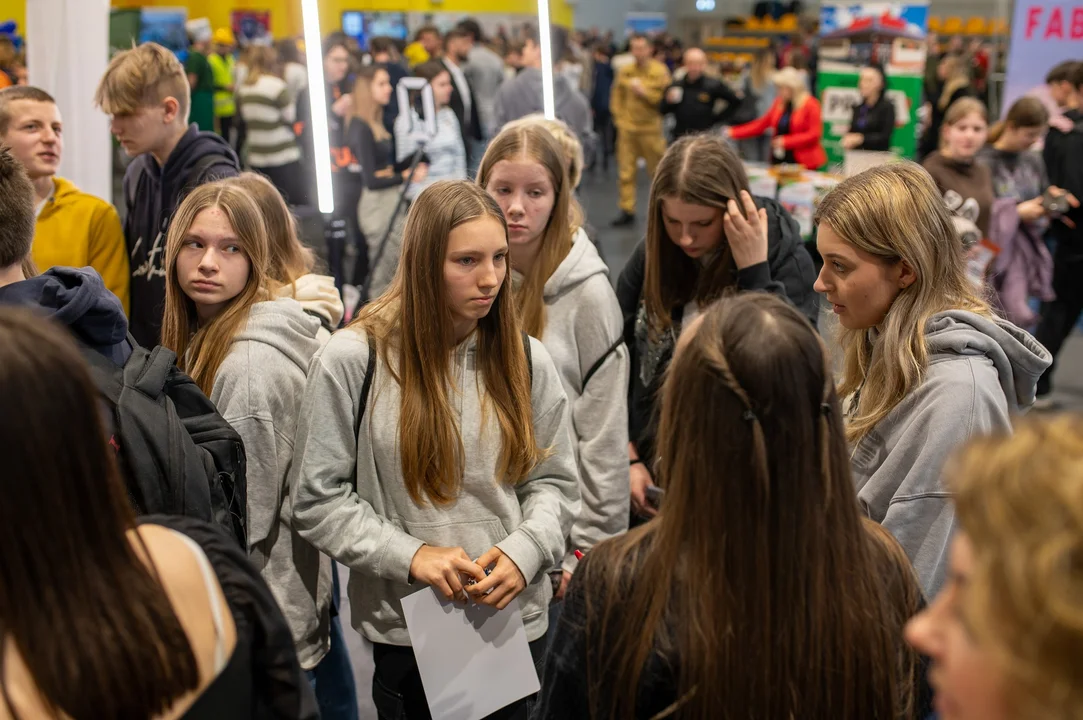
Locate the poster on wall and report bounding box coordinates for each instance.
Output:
[625,13,667,37]
[231,10,271,46]
[1002,1,1082,115]
[139,7,189,59]
[817,3,928,164]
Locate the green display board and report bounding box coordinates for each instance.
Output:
[819,71,923,164]
[816,3,929,165]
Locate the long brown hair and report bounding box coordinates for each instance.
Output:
[863,517,926,720]
[350,181,544,505]
[161,183,274,396]
[815,162,990,443]
[223,172,315,291]
[351,64,391,141]
[988,95,1048,144]
[643,134,749,339]
[477,123,573,337]
[0,308,198,718]
[578,293,902,720]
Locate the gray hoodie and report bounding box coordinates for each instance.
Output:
[276,273,344,344]
[852,310,1051,597]
[493,67,594,161]
[289,329,581,645]
[210,297,332,670]
[530,229,630,573]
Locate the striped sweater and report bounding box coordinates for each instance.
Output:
[239,74,302,168]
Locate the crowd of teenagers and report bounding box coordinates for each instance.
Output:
[1,17,1083,720]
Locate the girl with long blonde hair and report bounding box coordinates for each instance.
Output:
[813,161,1050,596]
[907,414,1083,720]
[290,180,579,718]
[538,293,928,720]
[161,182,334,684]
[478,123,629,603]
[616,134,817,520]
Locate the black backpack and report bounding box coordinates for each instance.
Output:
[81,336,247,548]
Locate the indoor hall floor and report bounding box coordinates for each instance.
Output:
[337,165,1083,718]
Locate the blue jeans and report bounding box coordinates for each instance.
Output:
[306,563,360,719]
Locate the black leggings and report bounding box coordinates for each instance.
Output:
[371,638,547,720]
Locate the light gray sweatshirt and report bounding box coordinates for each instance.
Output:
[851,310,1051,597]
[289,329,581,645]
[210,297,333,669]
[528,229,630,573]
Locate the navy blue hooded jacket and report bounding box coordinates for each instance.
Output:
[0,266,131,365]
[122,124,239,347]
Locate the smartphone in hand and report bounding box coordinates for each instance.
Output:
[1042,189,1071,217]
[645,484,665,509]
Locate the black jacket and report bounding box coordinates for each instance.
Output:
[849,95,896,151]
[442,58,483,155]
[660,74,741,138]
[1043,108,1083,249]
[920,85,974,159]
[616,197,818,468]
[0,266,131,365]
[122,125,240,346]
[142,516,319,719]
[348,120,412,191]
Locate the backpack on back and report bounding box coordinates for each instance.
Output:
[81,336,247,548]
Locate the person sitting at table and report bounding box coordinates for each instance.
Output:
[841,64,896,152]
[727,67,826,171]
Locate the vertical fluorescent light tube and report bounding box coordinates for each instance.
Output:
[537,0,556,120]
[301,0,334,213]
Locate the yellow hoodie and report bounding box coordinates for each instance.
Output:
[34,177,129,315]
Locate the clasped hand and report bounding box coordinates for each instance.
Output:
[409,545,526,610]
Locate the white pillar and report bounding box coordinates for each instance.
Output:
[26,0,112,203]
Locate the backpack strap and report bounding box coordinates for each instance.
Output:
[130,345,178,398]
[582,337,625,389]
[304,308,335,335]
[522,332,532,388]
[354,332,378,442]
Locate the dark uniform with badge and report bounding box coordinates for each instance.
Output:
[661,73,742,139]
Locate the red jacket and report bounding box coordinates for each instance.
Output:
[731,96,827,170]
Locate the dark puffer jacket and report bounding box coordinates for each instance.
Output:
[616,196,819,470]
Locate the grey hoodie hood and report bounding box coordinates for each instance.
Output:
[234,297,323,373]
[276,273,344,334]
[925,310,1051,411]
[544,228,609,299]
[853,309,1050,597]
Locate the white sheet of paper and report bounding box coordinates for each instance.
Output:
[400,586,540,720]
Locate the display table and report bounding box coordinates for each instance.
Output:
[744,163,843,240]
